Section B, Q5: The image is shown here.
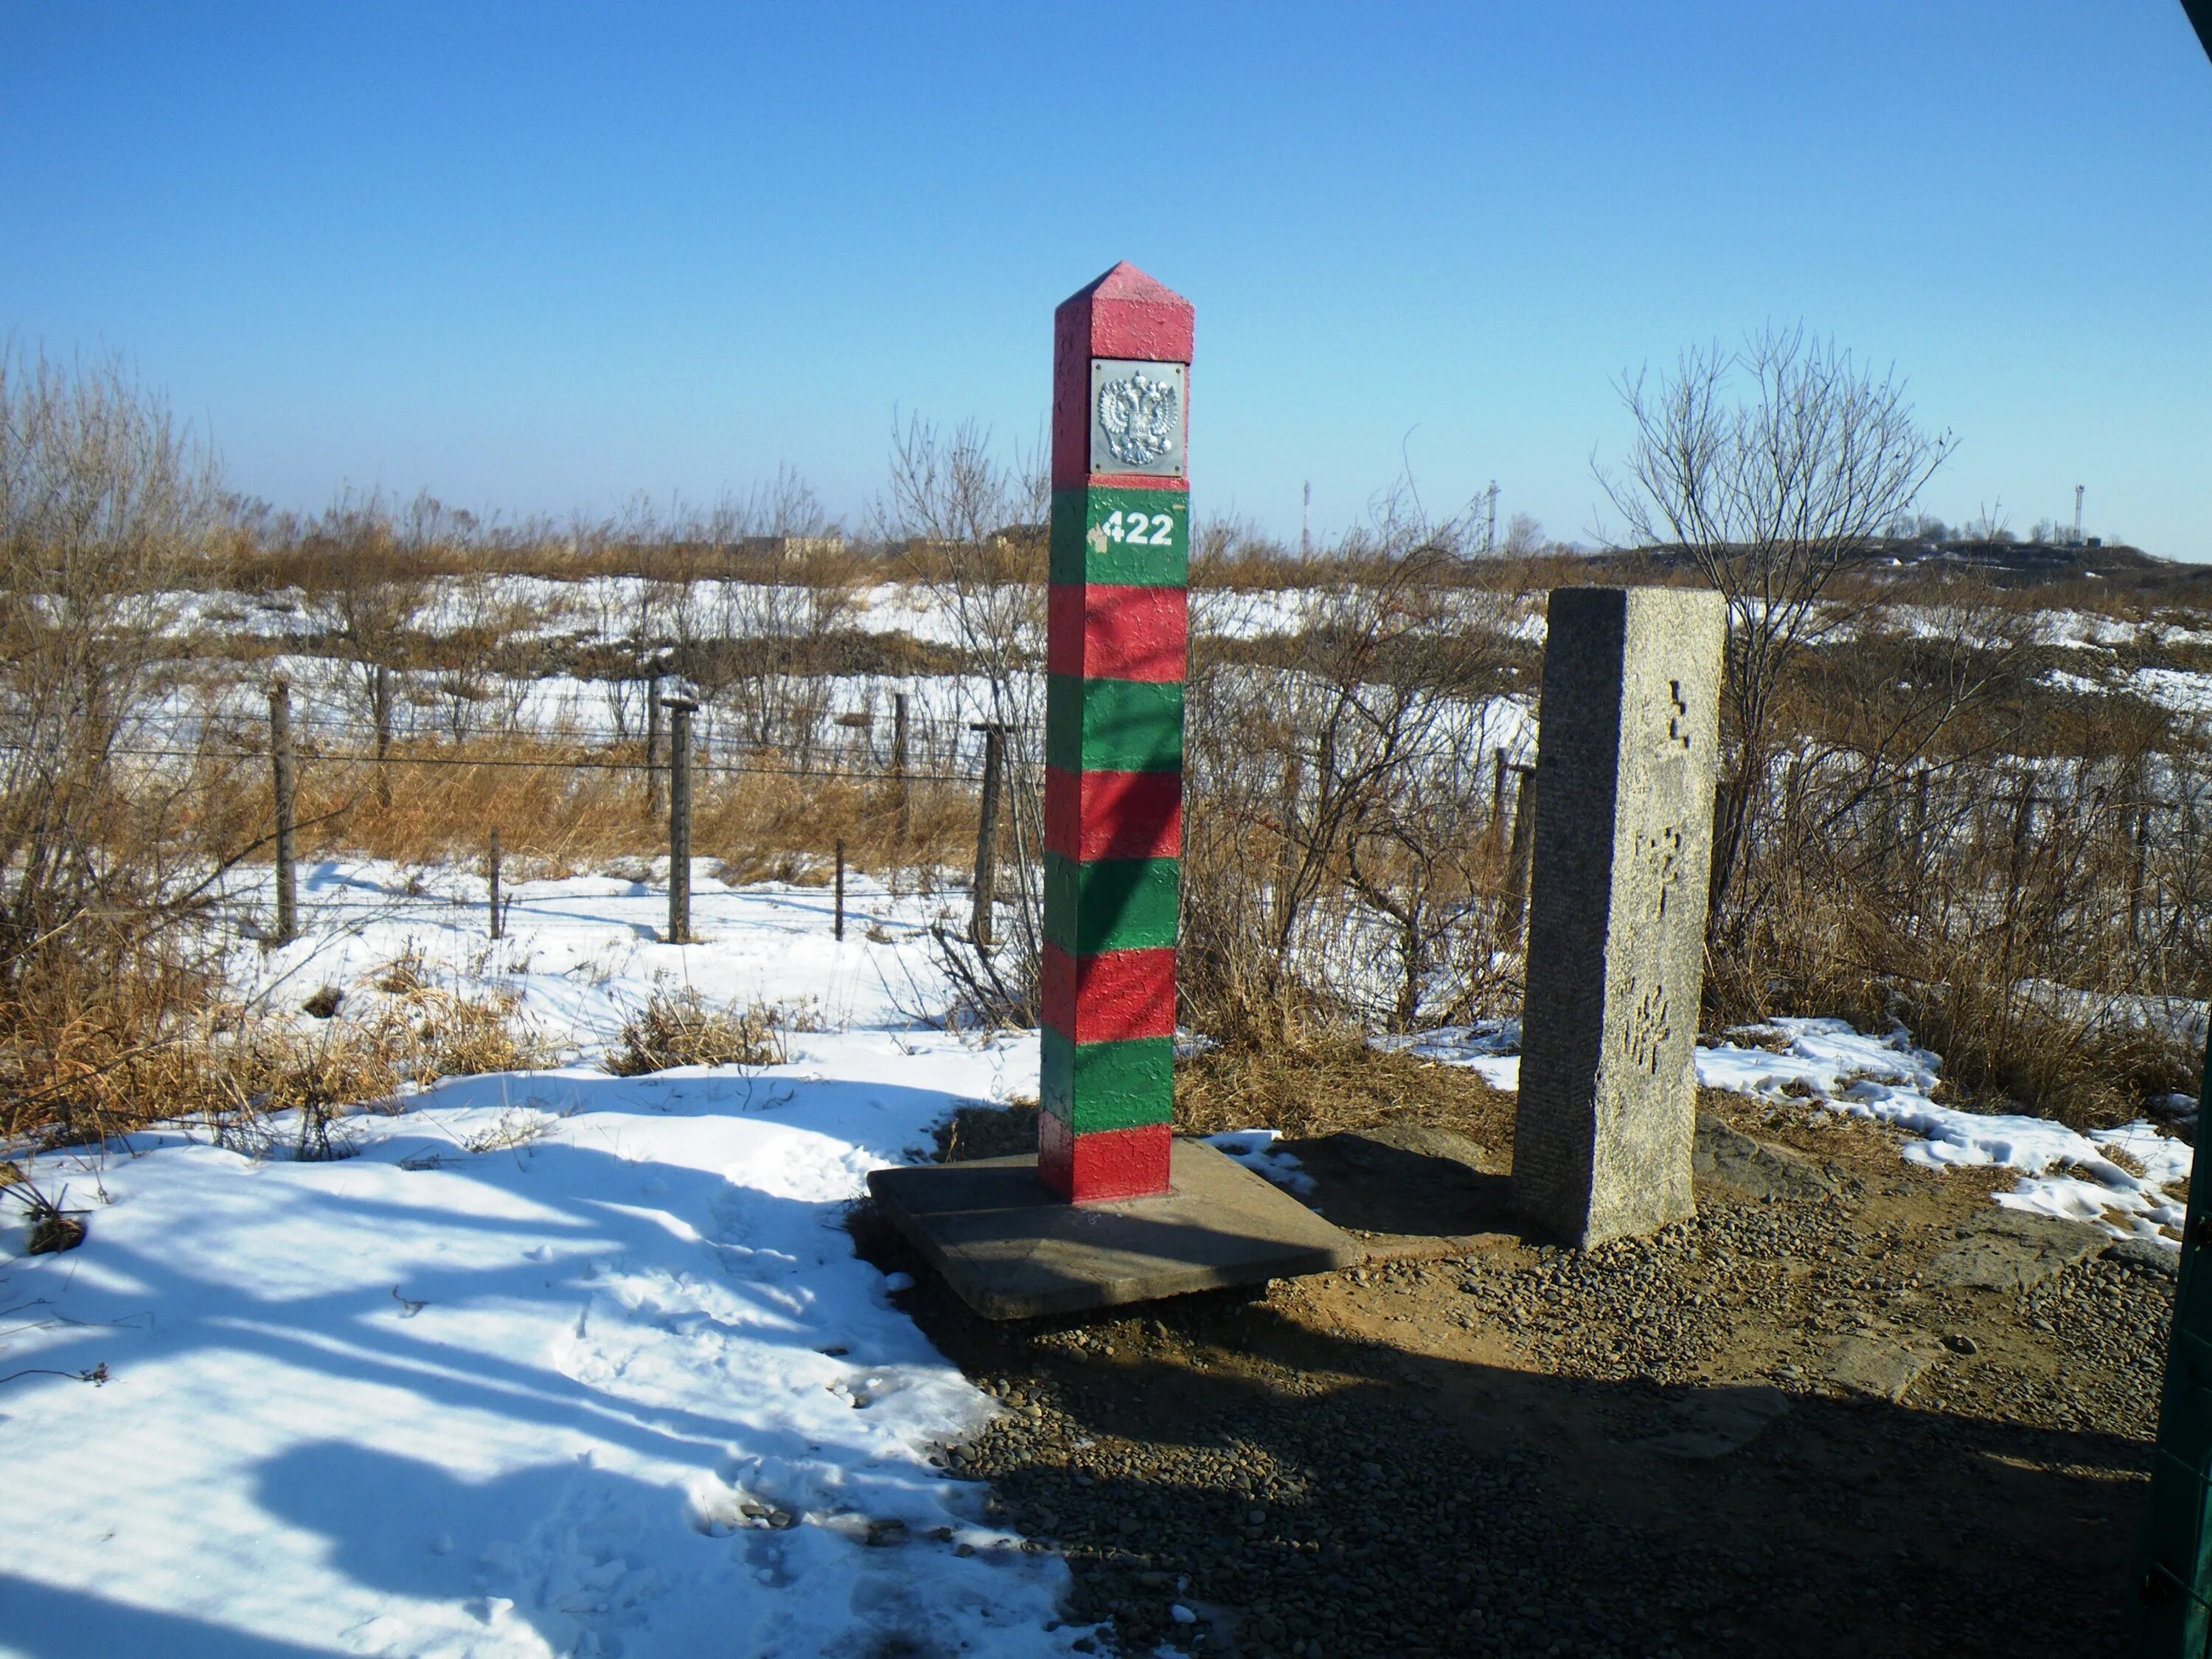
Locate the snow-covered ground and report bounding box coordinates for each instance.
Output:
[3,858,2199,1655]
[229,857,959,1051]
[0,864,1096,1659]
[1404,1015,2194,1247]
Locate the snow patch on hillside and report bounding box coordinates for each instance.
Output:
[1403,1015,2192,1248]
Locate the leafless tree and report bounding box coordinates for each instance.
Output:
[1599,323,1953,938]
[719,470,855,762]
[301,490,434,768]
[1500,512,1546,559]
[876,414,1046,1020]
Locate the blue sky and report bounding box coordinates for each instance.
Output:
[5,2,2209,556]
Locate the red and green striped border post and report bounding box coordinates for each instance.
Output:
[1040,262,1192,1203]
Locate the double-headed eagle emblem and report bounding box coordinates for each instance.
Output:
[1096,371,1180,468]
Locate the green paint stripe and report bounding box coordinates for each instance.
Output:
[1043,852,1179,953]
[1045,675,1183,773]
[1050,488,1189,587]
[1040,1029,1174,1133]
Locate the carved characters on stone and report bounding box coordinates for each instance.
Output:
[1666,679,1694,751]
[1621,976,1673,1077]
[1638,824,1684,920]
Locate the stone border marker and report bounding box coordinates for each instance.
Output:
[1512,585,1725,1248]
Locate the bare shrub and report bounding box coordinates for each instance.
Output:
[1181,483,1523,1041]
[0,345,235,1140]
[605,987,787,1075]
[4,1167,90,1253]
[1694,580,2210,1126]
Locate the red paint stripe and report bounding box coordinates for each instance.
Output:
[1039,1114,1172,1203]
[1046,585,1187,682]
[1041,943,1177,1044]
[1051,358,1088,493]
[1084,474,1190,493]
[1044,767,1183,863]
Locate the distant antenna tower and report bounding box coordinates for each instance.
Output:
[1301,481,1312,560]
[2073,484,2084,546]
[1484,481,1499,556]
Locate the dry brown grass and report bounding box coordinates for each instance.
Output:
[1703,863,2199,1131]
[604,987,788,1076]
[1172,1034,1517,1145]
[5,970,554,1150]
[928,1038,1519,1165]
[209,735,988,877]
[389,987,554,1078]
[213,521,878,596]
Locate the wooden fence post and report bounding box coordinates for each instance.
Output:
[1499,762,1537,944]
[1490,745,1510,852]
[372,662,394,807]
[835,839,846,941]
[644,673,665,819]
[970,723,1006,950]
[893,691,911,842]
[2132,797,2153,946]
[2007,776,2037,912]
[665,696,696,945]
[270,679,298,946]
[489,827,504,941]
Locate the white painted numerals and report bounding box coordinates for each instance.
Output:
[1100,509,1176,546]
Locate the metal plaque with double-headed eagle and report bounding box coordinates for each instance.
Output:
[1089,358,1186,478]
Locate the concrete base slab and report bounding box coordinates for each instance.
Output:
[866,1139,1364,1320]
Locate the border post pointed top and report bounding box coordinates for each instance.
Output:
[1053,263,1194,492]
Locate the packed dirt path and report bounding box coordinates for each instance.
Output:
[859,1088,2174,1659]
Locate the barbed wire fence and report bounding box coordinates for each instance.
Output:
[161,682,1028,950]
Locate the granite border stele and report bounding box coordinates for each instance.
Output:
[866,1138,1364,1320]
